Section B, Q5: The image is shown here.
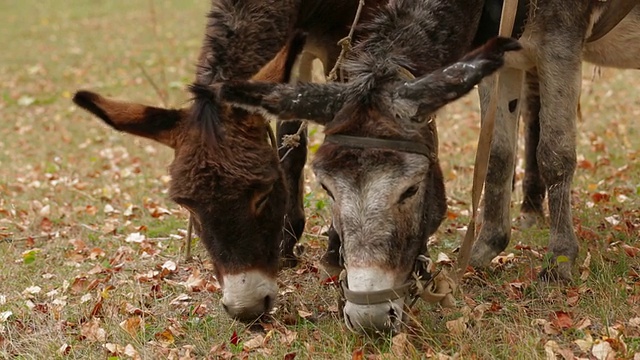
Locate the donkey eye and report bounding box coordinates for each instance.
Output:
[398,184,420,204]
[320,183,334,200]
[255,192,271,214]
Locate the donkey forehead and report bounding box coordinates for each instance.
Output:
[312,146,429,183]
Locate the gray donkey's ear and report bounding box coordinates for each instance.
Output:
[215,81,348,125]
[394,37,522,116]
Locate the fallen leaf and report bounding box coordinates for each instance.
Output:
[230,330,239,346]
[391,333,410,358]
[445,316,468,336]
[119,316,143,338]
[243,334,265,351]
[284,352,297,360]
[124,343,141,360]
[125,232,145,243]
[622,244,639,258]
[351,348,364,360]
[436,252,453,265]
[551,311,573,329]
[592,340,615,360]
[297,310,313,319]
[155,329,175,346]
[161,260,177,272]
[57,343,71,356]
[81,318,107,342]
[103,343,125,355]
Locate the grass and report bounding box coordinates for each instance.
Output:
[1,1,639,359]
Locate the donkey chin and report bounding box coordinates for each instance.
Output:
[342,267,407,334]
[219,270,278,321]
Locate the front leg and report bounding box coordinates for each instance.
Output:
[277,119,308,267]
[535,37,582,281]
[470,68,525,267]
[277,50,316,268]
[519,70,546,229]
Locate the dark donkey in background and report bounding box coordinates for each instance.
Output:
[217,0,519,332]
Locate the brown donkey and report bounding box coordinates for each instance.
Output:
[216,0,519,332]
[73,0,388,323]
[73,36,304,321]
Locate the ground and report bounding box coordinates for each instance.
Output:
[0,1,639,359]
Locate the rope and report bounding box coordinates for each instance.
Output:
[455,0,520,282]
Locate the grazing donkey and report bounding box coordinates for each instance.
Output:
[216,0,519,332]
[468,1,640,281]
[73,0,387,322]
[73,36,305,321]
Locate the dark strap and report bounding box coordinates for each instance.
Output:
[325,134,434,159]
[587,0,637,43]
[341,280,413,305]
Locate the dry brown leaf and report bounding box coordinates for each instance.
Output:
[243,334,265,351]
[622,244,639,258]
[119,316,143,338]
[391,333,410,358]
[352,348,364,360]
[592,340,615,360]
[124,343,141,360]
[81,318,106,342]
[104,343,125,355]
[551,311,573,329]
[181,268,206,292]
[580,252,591,281]
[445,316,468,336]
[281,329,297,346]
[155,329,175,346]
[57,343,71,356]
[297,309,313,319]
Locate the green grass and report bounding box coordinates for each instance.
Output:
[1,1,639,359]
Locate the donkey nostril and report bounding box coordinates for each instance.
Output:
[345,313,354,330]
[222,302,229,314]
[388,306,397,319]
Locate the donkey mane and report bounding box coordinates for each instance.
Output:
[344,0,483,95]
[326,0,483,136]
[190,0,299,148]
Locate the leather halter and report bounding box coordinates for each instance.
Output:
[324,134,436,160]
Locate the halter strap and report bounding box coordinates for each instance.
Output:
[325,134,435,160]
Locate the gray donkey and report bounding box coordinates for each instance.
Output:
[469,1,640,281]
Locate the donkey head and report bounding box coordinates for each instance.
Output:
[218,37,521,332]
[73,37,303,321]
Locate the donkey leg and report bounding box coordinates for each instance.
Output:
[519,71,546,229]
[470,68,525,267]
[277,51,315,268]
[319,225,343,280]
[535,43,581,282]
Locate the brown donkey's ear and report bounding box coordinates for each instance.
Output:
[394,37,522,116]
[73,91,185,148]
[215,81,348,126]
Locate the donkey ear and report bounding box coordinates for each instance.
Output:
[215,81,347,125]
[73,90,185,148]
[394,37,521,115]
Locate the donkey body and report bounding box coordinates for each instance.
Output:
[470,1,640,280]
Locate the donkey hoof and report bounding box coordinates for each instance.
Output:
[469,242,500,268]
[538,264,573,283]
